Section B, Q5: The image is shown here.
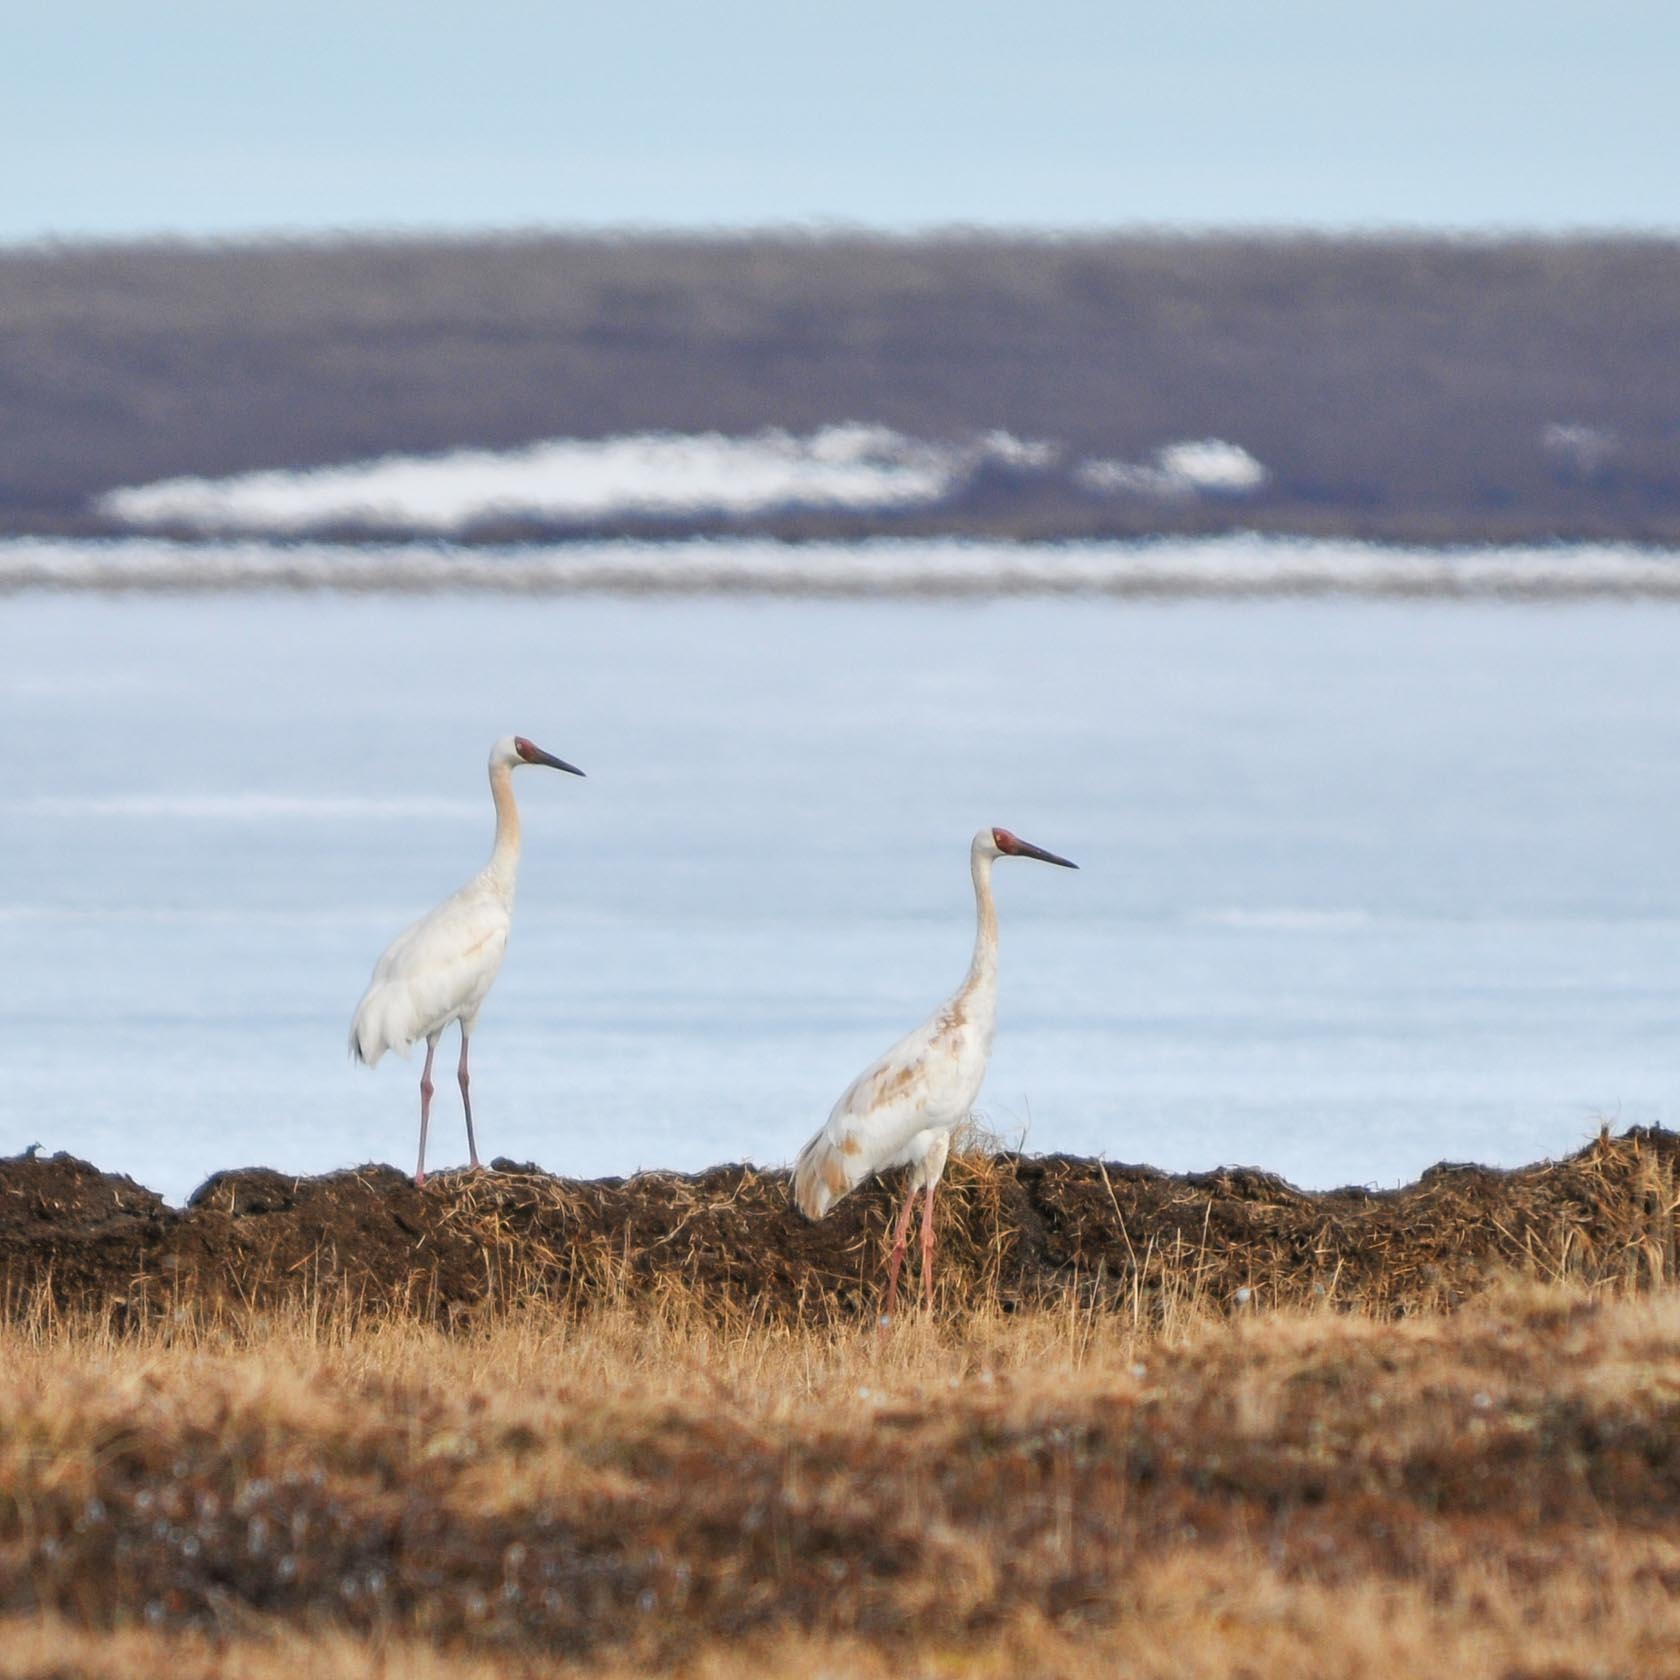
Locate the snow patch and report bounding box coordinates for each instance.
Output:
[1076,438,1268,498]
[1158,439,1269,492]
[94,425,1052,535]
[1541,422,1618,480]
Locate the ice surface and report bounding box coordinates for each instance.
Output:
[3,572,1678,1203]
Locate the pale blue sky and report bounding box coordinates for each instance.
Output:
[6,1,1676,241]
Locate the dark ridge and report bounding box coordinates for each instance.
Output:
[5,232,1680,545]
[2,1126,1674,1325]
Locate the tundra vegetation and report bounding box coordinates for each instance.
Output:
[3,1130,1680,1675]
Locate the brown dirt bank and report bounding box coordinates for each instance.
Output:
[4,1127,1677,1325]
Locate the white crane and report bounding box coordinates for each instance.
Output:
[792,826,1077,1314]
[349,735,584,1185]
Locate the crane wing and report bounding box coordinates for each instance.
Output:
[791,1003,979,1220]
[349,886,511,1064]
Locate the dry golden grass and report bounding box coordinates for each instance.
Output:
[4,1280,1680,1678]
[10,1563,1680,1680]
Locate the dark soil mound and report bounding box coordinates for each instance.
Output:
[2,1128,1676,1326]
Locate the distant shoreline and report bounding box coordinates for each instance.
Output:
[6,533,1680,600]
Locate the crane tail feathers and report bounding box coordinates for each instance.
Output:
[347,1019,382,1067]
[348,985,410,1068]
[791,1131,855,1222]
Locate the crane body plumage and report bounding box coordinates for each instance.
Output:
[792,826,1076,1314]
[792,848,997,1223]
[349,734,582,1184]
[348,884,512,1068]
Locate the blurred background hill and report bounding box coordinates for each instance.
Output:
[5,231,1679,545]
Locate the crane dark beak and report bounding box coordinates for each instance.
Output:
[527,746,585,776]
[1009,836,1078,869]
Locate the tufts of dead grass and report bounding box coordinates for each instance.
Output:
[4,1125,1680,1329]
[3,1283,1680,1675]
[9,1555,1680,1680]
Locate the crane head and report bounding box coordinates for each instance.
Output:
[491,735,586,775]
[514,736,585,776]
[990,827,1078,869]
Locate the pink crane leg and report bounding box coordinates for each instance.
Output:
[881,1181,920,1319]
[458,1031,481,1170]
[416,1038,438,1187]
[919,1182,938,1309]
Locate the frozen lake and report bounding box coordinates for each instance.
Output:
[4,569,1678,1202]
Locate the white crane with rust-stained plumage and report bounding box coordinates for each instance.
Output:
[349,735,584,1186]
[792,827,1078,1315]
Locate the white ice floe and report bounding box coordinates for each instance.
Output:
[5,534,1679,598]
[94,425,1050,534]
[1076,438,1268,498]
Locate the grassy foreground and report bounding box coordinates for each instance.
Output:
[4,1282,1680,1678]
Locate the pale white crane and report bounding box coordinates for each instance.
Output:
[791,827,1077,1314]
[349,735,584,1185]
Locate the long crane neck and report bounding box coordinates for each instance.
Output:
[963,844,1000,999]
[484,760,523,894]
